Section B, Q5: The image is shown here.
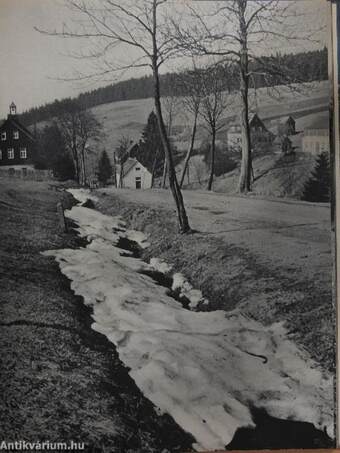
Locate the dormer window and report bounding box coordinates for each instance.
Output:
[1,132,6,141]
[8,148,14,159]
[13,131,19,140]
[20,148,27,159]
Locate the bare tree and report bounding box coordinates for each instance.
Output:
[36,0,191,233]
[199,64,230,191]
[56,101,101,185]
[178,62,203,188]
[171,0,324,193]
[161,95,181,188]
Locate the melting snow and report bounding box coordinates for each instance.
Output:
[44,189,333,451]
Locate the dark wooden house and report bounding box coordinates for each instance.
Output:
[277,116,296,136]
[249,113,274,147]
[0,102,35,170]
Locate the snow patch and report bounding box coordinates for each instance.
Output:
[149,258,173,274]
[44,201,334,451]
[172,272,207,309]
[68,188,99,205]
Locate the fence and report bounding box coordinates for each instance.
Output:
[0,167,53,181]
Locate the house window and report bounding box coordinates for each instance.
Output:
[20,148,27,159]
[1,132,6,141]
[8,148,14,159]
[135,167,141,171]
[0,150,2,160]
[135,176,141,189]
[13,131,19,139]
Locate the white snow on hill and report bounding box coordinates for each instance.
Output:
[44,189,333,451]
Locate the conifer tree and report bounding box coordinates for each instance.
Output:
[302,152,331,202]
[97,150,112,186]
[137,111,165,177]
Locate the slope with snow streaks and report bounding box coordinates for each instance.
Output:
[44,190,333,451]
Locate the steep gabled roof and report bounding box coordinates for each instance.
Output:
[0,116,35,141]
[118,157,150,178]
[123,157,139,177]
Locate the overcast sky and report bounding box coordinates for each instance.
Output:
[0,0,330,119]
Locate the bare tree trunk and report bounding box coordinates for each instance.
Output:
[152,62,190,232]
[72,144,80,184]
[238,3,252,194]
[151,148,159,188]
[113,153,117,188]
[161,159,167,188]
[207,127,216,191]
[80,147,87,186]
[119,160,123,188]
[179,113,198,189]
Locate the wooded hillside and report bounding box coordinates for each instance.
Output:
[20,48,327,127]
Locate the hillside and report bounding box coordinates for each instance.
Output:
[20,47,327,126]
[90,80,329,154]
[178,110,329,199]
[32,80,329,200]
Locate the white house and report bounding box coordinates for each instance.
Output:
[302,116,330,155]
[116,157,152,189]
[302,129,329,155]
[227,124,242,150]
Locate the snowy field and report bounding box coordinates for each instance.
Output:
[44,189,333,451]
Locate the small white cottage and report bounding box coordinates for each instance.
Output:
[116,157,152,189]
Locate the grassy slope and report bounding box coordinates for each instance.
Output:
[0,179,194,452]
[89,81,329,153]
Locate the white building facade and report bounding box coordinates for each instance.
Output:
[116,158,152,189]
[302,129,330,155]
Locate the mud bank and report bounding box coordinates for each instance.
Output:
[0,180,194,453]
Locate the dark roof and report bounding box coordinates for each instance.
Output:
[305,115,329,131]
[0,115,35,140]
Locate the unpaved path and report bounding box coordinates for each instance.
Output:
[99,188,331,287]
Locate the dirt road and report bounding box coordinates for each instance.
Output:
[99,188,332,287]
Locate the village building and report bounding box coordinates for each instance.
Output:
[227,113,274,150]
[302,117,329,155]
[274,115,296,136]
[0,102,36,176]
[227,124,242,150]
[249,113,274,145]
[116,157,152,189]
[273,135,294,155]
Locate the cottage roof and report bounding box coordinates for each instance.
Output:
[123,157,139,177]
[118,157,149,178]
[305,115,329,131]
[249,113,266,127]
